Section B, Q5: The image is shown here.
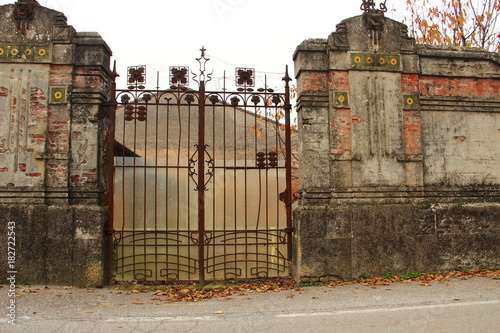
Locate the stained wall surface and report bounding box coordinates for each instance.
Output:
[293,14,499,279]
[0,2,113,285]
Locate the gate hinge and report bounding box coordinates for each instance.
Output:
[99,102,117,119]
[104,228,115,235]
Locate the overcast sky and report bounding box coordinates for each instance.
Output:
[0,0,409,90]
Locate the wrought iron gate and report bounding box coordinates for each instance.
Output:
[109,49,293,282]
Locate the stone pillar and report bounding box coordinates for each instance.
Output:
[293,13,500,280]
[0,1,113,285]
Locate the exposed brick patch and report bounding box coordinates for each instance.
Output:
[30,88,47,102]
[0,167,8,172]
[26,173,42,178]
[48,113,70,154]
[50,65,73,86]
[300,72,328,93]
[453,136,467,142]
[71,169,97,184]
[401,74,419,93]
[331,109,352,155]
[18,164,27,172]
[47,162,68,186]
[419,76,500,98]
[0,138,6,153]
[0,87,8,97]
[72,131,82,139]
[403,112,422,155]
[29,133,45,145]
[82,173,97,183]
[329,71,350,91]
[30,88,48,122]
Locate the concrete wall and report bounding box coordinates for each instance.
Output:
[0,2,113,285]
[293,14,500,280]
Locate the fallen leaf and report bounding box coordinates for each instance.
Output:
[95,303,110,307]
[214,311,224,314]
[22,289,36,293]
[131,302,144,305]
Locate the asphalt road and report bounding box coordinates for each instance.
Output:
[1,276,499,332]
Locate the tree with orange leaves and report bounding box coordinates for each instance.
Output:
[404,0,500,52]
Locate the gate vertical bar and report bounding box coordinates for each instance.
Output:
[283,66,293,264]
[197,50,207,283]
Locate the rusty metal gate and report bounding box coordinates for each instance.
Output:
[109,49,293,282]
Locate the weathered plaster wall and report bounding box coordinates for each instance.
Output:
[293,14,500,280]
[0,2,113,285]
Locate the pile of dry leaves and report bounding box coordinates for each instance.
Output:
[10,269,498,303]
[121,268,499,303]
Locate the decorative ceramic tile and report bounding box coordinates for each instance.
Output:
[50,87,67,104]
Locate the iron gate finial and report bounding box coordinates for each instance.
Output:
[193,46,213,84]
[361,0,387,44]
[361,0,387,13]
